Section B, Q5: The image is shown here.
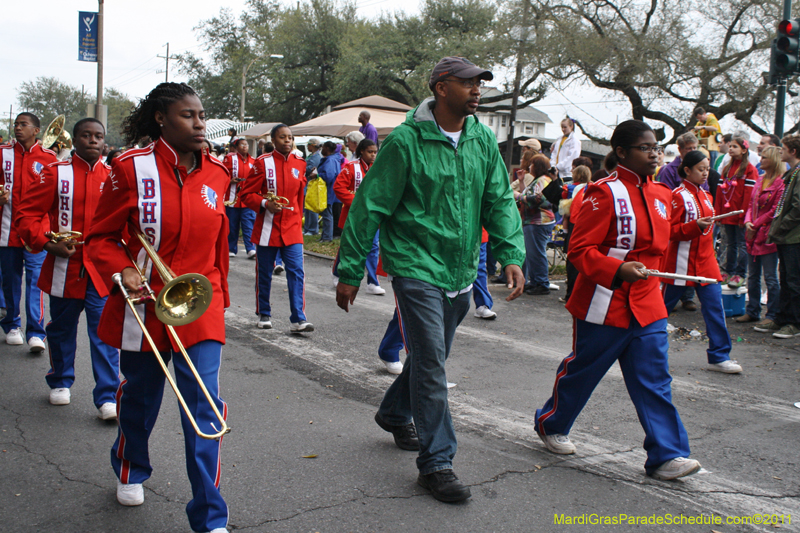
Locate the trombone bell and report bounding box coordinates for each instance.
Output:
[156,273,213,326]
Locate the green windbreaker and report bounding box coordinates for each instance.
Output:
[337,97,525,292]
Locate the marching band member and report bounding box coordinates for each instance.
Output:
[85,83,230,533]
[1,113,57,351]
[534,120,701,481]
[662,150,742,373]
[16,118,121,414]
[332,138,384,295]
[223,138,256,258]
[240,124,313,332]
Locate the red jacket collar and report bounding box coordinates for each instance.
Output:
[14,139,43,155]
[72,153,107,173]
[681,179,705,195]
[615,164,646,186]
[154,138,202,172]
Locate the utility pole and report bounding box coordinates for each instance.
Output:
[94,0,107,128]
[157,43,179,82]
[504,0,531,171]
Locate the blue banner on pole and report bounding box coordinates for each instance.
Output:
[78,11,98,62]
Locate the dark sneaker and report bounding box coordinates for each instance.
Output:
[681,300,697,311]
[525,285,550,295]
[774,324,800,339]
[374,413,419,451]
[753,319,781,333]
[417,469,471,503]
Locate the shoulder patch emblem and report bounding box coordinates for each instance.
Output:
[201,185,218,210]
[292,168,300,179]
[32,161,44,175]
[654,198,668,219]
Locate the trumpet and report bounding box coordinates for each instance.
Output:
[263,192,293,211]
[113,228,230,440]
[46,230,84,246]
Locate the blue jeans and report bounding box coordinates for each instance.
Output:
[473,242,493,309]
[46,280,120,407]
[746,252,779,320]
[303,208,319,235]
[320,205,333,241]
[523,223,553,288]
[0,246,45,338]
[378,309,406,364]
[226,206,255,254]
[378,277,470,474]
[723,224,747,277]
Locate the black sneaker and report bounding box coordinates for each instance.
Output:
[374,413,419,451]
[525,285,550,295]
[417,469,471,503]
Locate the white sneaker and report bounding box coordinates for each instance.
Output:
[650,457,701,480]
[474,305,497,319]
[28,336,45,353]
[208,529,228,533]
[273,264,285,274]
[365,283,385,295]
[257,316,272,329]
[229,252,236,257]
[49,387,71,405]
[332,275,339,289]
[538,431,576,454]
[116,480,144,506]
[6,328,23,345]
[247,250,256,259]
[548,283,560,290]
[98,402,117,420]
[708,360,742,374]
[290,321,314,333]
[383,360,403,375]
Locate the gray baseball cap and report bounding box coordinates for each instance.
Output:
[429,56,493,89]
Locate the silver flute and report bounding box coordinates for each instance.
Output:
[638,269,719,284]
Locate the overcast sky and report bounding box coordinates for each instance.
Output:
[1,0,683,142]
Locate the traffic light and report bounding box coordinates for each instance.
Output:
[769,39,782,85]
[776,19,800,75]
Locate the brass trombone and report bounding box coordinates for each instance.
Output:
[112,228,230,440]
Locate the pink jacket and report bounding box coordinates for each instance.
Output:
[744,174,785,256]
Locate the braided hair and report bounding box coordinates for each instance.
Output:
[121,83,198,146]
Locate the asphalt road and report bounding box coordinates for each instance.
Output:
[1,247,798,532]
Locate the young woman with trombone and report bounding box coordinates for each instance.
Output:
[86,83,231,533]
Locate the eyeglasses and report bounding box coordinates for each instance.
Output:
[443,78,485,89]
[628,144,660,154]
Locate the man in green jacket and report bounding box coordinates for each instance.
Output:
[335,56,526,503]
[764,134,800,339]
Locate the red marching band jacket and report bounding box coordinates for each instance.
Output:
[662,180,721,286]
[16,155,110,299]
[333,158,369,229]
[1,140,57,248]
[85,139,231,352]
[566,165,673,328]
[240,151,306,247]
[222,151,254,208]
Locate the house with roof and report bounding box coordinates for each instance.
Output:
[476,87,552,143]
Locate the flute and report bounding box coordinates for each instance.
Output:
[709,210,744,222]
[638,269,719,284]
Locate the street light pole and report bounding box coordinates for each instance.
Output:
[240,54,284,123]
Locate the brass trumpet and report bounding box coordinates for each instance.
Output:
[47,230,84,246]
[112,229,229,440]
[263,192,293,210]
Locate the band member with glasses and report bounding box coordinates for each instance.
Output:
[0,113,57,351]
[662,150,742,374]
[534,120,701,481]
[223,138,256,258]
[86,82,230,533]
[240,123,313,333]
[16,118,121,415]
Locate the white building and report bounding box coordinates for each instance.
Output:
[476,87,551,143]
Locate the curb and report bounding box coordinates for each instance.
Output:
[304,250,335,261]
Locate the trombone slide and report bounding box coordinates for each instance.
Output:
[638,268,718,284]
[112,273,230,440]
[709,210,744,222]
